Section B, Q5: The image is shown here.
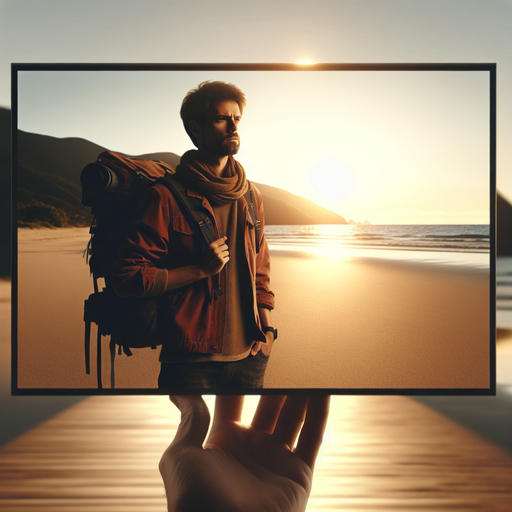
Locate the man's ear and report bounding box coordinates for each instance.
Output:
[189,120,202,142]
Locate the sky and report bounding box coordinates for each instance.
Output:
[2,0,511,224]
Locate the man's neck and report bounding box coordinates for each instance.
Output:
[196,149,229,177]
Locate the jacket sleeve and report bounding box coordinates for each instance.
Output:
[253,185,275,310]
[110,186,170,298]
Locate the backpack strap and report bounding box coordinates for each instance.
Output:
[243,182,261,254]
[158,174,223,297]
[156,176,262,295]
[160,175,217,245]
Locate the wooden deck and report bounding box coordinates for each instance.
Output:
[0,395,511,511]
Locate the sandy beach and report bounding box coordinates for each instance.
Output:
[266,248,489,388]
[15,228,490,390]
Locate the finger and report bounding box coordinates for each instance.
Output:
[272,395,309,449]
[169,395,210,449]
[251,395,286,434]
[251,341,262,356]
[295,395,330,470]
[211,236,228,248]
[212,395,245,424]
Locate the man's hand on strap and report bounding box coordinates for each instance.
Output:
[200,236,229,277]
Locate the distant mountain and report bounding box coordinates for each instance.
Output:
[14,127,348,227]
[17,131,107,219]
[249,181,347,225]
[348,219,372,225]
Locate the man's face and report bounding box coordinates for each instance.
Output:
[196,100,241,157]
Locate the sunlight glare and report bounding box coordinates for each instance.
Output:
[309,160,354,202]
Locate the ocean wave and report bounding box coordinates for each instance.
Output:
[264,224,491,253]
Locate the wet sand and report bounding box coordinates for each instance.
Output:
[15,228,490,390]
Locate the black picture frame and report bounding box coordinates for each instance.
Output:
[11,63,496,396]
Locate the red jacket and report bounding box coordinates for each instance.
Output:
[111,182,274,355]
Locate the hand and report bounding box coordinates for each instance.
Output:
[200,236,229,277]
[251,330,274,356]
[160,395,330,512]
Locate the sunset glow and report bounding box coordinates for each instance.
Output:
[16,68,490,225]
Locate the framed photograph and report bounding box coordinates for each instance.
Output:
[11,63,495,395]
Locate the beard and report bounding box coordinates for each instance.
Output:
[204,135,240,157]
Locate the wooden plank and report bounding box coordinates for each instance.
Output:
[1,396,511,511]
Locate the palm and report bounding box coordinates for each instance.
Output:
[160,395,329,512]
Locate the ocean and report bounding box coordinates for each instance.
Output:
[265,224,491,268]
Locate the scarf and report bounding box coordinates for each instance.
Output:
[175,150,248,206]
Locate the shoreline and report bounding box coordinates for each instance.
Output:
[268,243,490,269]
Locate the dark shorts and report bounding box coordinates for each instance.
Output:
[158,351,269,390]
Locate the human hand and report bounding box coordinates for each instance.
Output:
[251,330,274,356]
[200,236,229,277]
[159,394,330,512]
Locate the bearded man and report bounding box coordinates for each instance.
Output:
[112,81,276,389]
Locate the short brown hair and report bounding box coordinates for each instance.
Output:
[180,81,247,147]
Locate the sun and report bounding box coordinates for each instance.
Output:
[309,160,354,204]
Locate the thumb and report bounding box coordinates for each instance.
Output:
[169,395,210,449]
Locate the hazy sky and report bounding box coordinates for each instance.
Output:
[2,0,510,223]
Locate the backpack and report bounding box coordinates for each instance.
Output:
[81,151,260,389]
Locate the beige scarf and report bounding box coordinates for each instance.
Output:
[175,150,248,206]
